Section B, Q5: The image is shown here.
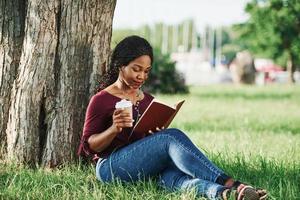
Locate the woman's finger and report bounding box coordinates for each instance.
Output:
[114,109,131,116]
[114,112,130,119]
[114,118,134,124]
[115,122,132,128]
[113,113,132,120]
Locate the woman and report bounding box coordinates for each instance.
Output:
[78,35,267,200]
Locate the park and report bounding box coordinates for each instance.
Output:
[1,0,300,199]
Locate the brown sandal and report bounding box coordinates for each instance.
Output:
[222,186,267,200]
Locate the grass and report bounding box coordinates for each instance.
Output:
[1,85,300,200]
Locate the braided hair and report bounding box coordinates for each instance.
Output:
[98,35,153,91]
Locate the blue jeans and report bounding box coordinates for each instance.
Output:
[96,128,230,199]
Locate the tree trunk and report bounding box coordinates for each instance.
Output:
[3,0,116,167]
[287,53,296,83]
[0,0,26,159]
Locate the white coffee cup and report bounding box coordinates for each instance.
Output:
[115,99,133,126]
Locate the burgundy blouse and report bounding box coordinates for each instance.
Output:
[77,90,154,162]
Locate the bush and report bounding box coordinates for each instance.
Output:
[144,50,189,94]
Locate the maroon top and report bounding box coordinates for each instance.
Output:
[78,90,154,162]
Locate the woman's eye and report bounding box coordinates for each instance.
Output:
[132,68,139,72]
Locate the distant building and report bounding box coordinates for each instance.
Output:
[171,51,232,85]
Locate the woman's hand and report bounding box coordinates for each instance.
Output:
[148,126,165,134]
[111,109,134,133]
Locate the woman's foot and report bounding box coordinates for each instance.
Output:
[222,183,267,200]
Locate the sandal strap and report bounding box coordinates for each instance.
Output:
[222,189,231,200]
[259,193,268,200]
[256,188,268,199]
[237,185,254,200]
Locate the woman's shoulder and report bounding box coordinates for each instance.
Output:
[90,90,119,106]
[94,90,111,98]
[86,90,119,115]
[91,90,109,101]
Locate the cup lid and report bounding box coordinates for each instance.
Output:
[115,99,132,109]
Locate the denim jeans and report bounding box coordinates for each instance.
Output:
[96,128,230,199]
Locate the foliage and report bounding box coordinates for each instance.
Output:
[219,27,245,64]
[1,85,300,199]
[143,49,189,94]
[236,0,300,68]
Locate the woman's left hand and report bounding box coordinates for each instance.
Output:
[148,126,165,134]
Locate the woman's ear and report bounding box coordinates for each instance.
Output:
[120,66,125,73]
[119,66,125,77]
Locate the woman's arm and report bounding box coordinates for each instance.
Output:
[88,109,133,152]
[87,125,119,152]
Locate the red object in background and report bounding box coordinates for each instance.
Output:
[256,64,283,72]
[256,64,284,83]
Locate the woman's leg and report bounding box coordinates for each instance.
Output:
[159,163,227,200]
[96,128,229,184]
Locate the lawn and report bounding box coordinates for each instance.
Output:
[1,85,300,200]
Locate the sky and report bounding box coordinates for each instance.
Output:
[113,0,251,32]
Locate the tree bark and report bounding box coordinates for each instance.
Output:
[0,0,26,159]
[3,0,116,167]
[287,53,296,83]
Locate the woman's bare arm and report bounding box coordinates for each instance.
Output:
[88,109,133,152]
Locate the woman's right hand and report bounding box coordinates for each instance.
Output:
[111,109,133,133]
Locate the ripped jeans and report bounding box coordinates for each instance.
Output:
[96,128,230,199]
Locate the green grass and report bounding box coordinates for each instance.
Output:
[1,85,300,200]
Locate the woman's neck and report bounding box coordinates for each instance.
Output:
[115,78,137,94]
[114,78,141,103]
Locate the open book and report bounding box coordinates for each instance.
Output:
[133,99,185,134]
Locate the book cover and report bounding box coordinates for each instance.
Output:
[133,99,185,134]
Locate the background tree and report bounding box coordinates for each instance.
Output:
[237,0,300,83]
[220,26,244,65]
[143,49,189,94]
[0,0,116,167]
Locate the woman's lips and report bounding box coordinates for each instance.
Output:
[132,81,143,87]
[133,81,143,85]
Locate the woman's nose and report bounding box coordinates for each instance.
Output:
[137,72,146,80]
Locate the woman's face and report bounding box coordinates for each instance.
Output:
[120,55,152,89]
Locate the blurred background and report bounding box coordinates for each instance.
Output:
[111,0,300,93]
